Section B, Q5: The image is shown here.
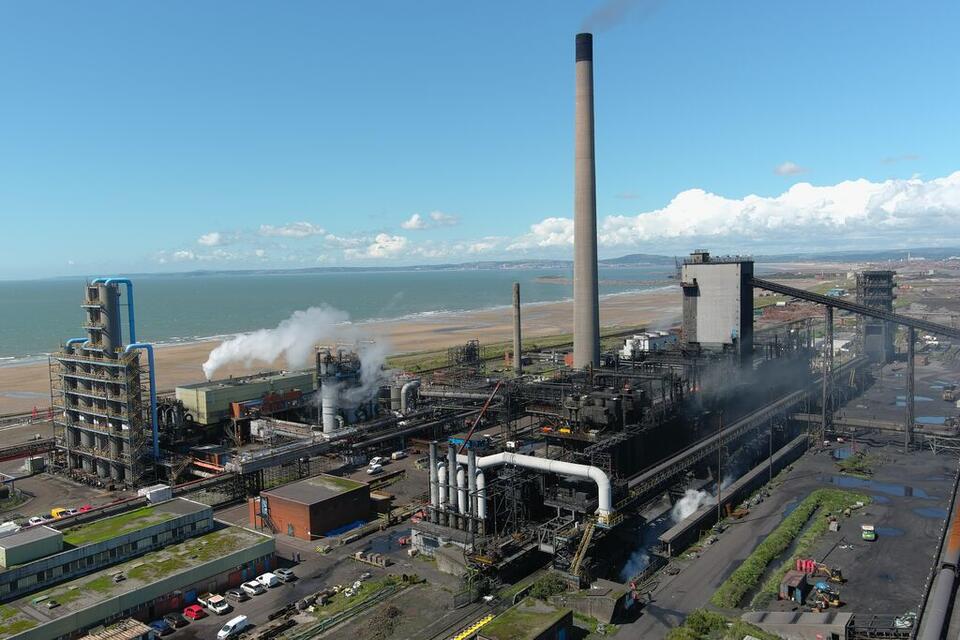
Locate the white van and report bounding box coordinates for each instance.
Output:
[256,572,280,588]
[217,614,249,639]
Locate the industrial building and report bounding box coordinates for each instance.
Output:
[176,370,315,426]
[248,473,370,540]
[479,599,573,640]
[681,250,755,364]
[50,280,154,487]
[0,498,274,640]
[856,270,896,362]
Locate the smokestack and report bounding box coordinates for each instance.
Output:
[513,282,522,374]
[573,32,600,369]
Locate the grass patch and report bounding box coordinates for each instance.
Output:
[481,598,570,640]
[836,452,877,478]
[666,609,780,640]
[710,489,869,609]
[314,576,403,620]
[0,617,37,636]
[62,506,174,546]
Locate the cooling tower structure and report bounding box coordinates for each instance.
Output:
[573,32,601,369]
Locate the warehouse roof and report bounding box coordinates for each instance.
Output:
[178,369,312,392]
[264,474,366,504]
[60,498,209,547]
[480,598,570,640]
[0,526,61,551]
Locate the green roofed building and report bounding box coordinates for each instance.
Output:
[479,598,573,640]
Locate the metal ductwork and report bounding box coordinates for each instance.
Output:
[400,379,421,414]
[458,450,612,517]
[573,32,600,369]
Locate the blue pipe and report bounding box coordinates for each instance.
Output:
[65,337,87,347]
[91,278,136,344]
[124,343,159,461]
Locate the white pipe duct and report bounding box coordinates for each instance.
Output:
[447,446,457,509]
[476,470,486,519]
[458,451,612,516]
[428,442,439,509]
[467,449,477,519]
[436,462,447,507]
[400,380,420,414]
[456,466,467,514]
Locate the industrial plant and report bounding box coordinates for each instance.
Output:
[0,30,958,640]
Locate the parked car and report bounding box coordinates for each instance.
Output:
[369,456,385,466]
[390,451,406,460]
[366,464,383,475]
[256,572,280,588]
[148,619,173,636]
[77,504,93,513]
[217,614,249,640]
[183,604,207,620]
[163,613,189,628]
[201,594,231,615]
[241,580,265,596]
[225,589,249,603]
[27,517,44,526]
[274,568,296,583]
[50,507,68,519]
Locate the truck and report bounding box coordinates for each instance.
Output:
[943,385,957,402]
[390,451,407,461]
[198,593,231,615]
[861,524,876,541]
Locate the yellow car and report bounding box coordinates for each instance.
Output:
[50,508,68,519]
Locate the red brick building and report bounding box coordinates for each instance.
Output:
[249,474,370,540]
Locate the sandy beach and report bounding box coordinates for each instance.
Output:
[0,287,682,414]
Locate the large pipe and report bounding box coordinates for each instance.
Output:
[476,470,486,520]
[919,483,960,640]
[447,445,457,511]
[573,32,600,369]
[428,441,439,512]
[321,379,338,435]
[467,449,478,526]
[437,462,447,508]
[513,282,523,374]
[91,278,137,344]
[124,343,159,460]
[456,466,467,516]
[420,389,498,401]
[458,451,612,516]
[400,380,420,414]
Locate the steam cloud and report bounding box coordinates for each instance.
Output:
[582,0,665,32]
[671,489,713,523]
[202,305,364,380]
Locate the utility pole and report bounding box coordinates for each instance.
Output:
[717,411,723,523]
[769,419,774,483]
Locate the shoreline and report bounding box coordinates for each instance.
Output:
[0,285,680,369]
[0,287,682,414]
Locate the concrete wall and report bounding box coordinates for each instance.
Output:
[11,535,275,640]
[681,260,753,363]
[0,504,213,602]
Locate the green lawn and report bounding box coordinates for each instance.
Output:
[62,506,175,546]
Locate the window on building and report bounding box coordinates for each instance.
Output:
[287,524,295,537]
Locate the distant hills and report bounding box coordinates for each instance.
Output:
[89,247,960,281]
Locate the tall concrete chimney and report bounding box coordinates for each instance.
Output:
[513,282,523,374]
[573,32,601,368]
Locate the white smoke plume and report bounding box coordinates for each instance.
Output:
[619,548,650,582]
[671,489,713,523]
[202,305,360,380]
[341,340,394,408]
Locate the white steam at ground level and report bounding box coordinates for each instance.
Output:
[671,489,714,523]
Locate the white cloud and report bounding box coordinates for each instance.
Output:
[254,249,267,258]
[197,232,223,246]
[324,233,365,249]
[400,211,459,230]
[259,222,325,238]
[511,172,960,251]
[429,211,459,226]
[401,213,428,230]
[347,233,409,259]
[774,161,808,176]
[172,250,196,261]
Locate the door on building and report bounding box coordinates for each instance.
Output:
[287,523,295,537]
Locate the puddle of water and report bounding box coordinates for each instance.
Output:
[918,416,948,425]
[897,395,934,402]
[876,527,905,537]
[829,475,931,498]
[914,507,948,519]
[782,498,800,518]
[833,447,854,460]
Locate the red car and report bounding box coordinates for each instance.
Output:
[183,605,207,620]
[77,505,93,513]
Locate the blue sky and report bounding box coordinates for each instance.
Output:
[2,1,959,278]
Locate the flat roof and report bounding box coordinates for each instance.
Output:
[0,524,268,638]
[177,369,312,392]
[80,619,152,640]
[0,527,61,550]
[264,474,366,504]
[480,598,570,640]
[60,499,208,547]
